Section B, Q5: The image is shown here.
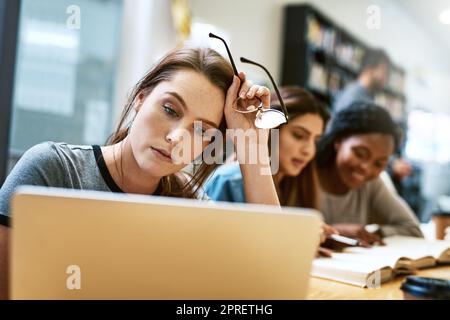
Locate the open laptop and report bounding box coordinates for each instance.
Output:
[10,186,321,299]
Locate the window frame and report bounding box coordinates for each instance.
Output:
[0,0,21,185]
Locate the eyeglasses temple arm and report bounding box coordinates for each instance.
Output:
[240,57,289,122]
[209,33,239,76]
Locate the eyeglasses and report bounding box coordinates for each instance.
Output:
[209,33,289,129]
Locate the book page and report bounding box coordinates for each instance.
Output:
[343,236,450,263]
[387,236,450,264]
[312,255,394,287]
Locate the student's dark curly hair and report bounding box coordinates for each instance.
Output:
[316,101,400,168]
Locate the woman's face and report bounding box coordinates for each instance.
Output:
[129,69,225,177]
[334,133,394,189]
[278,113,324,177]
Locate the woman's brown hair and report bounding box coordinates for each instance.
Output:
[107,47,233,198]
[270,86,330,209]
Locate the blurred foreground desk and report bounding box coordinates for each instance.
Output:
[307,265,450,300]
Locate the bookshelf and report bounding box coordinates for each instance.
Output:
[280,4,407,122]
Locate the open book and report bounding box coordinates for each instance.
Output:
[311,236,450,287]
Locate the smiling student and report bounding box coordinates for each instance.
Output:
[316,101,423,246]
[0,47,280,299]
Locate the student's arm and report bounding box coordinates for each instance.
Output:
[0,142,65,218]
[0,225,9,300]
[239,150,280,206]
[0,142,65,299]
[370,177,423,237]
[223,74,280,207]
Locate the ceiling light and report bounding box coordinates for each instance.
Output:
[440,9,450,25]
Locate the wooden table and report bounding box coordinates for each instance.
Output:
[307,265,450,300]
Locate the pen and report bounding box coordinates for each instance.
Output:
[328,234,360,246]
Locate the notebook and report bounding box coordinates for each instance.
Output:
[311,236,450,287]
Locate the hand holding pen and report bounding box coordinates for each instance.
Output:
[332,223,386,247]
[318,223,382,257]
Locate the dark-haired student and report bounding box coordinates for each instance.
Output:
[316,101,423,247]
[0,47,281,299]
[333,48,413,190]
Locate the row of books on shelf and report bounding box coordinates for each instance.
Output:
[306,14,406,96]
[387,67,406,94]
[308,61,352,97]
[375,92,405,121]
[308,61,406,120]
[306,15,365,73]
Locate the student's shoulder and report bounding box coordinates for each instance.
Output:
[19,141,93,169]
[29,141,93,160]
[205,163,243,195]
[21,141,65,165]
[365,176,393,198]
[368,176,389,188]
[210,163,242,181]
[2,142,69,191]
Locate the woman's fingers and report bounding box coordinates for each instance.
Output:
[239,81,253,99]
[245,85,259,99]
[255,86,270,108]
[235,70,271,108]
[243,85,270,108]
[318,247,333,258]
[357,229,384,246]
[320,223,338,244]
[358,240,372,248]
[370,233,385,246]
[323,224,339,236]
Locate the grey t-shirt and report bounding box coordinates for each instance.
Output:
[333,82,374,113]
[0,142,208,226]
[319,177,423,237]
